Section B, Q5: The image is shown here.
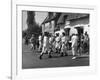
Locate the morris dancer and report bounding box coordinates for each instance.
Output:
[48,34,54,58]
[55,33,61,54]
[71,34,78,59]
[60,32,68,56]
[39,32,49,59]
[38,34,42,52]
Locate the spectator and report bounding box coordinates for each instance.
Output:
[30,34,35,50]
[83,32,89,53]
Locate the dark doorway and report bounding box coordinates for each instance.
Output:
[75,26,84,36]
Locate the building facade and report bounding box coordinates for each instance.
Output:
[57,13,89,36]
[41,12,61,34]
[42,12,89,36]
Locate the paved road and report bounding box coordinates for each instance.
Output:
[22,42,89,69]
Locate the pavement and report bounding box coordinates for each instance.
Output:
[22,41,89,69]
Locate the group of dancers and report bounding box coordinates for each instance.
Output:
[29,31,89,60]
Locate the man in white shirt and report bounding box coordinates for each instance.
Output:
[38,34,42,51]
[71,34,78,59]
[39,32,49,59]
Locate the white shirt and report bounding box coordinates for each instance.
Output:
[71,35,78,47]
[61,36,67,43]
[39,35,42,41]
[43,36,48,47]
[49,37,53,43]
[55,36,60,42]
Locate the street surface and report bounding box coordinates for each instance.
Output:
[22,40,89,69]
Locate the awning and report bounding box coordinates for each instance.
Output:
[66,14,88,20]
[57,13,89,24]
[57,13,67,24]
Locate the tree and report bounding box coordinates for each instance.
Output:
[27,11,35,25]
[26,11,42,38]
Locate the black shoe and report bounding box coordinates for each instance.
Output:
[48,55,52,58]
[60,53,63,57]
[39,55,42,59]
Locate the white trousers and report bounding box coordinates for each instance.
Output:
[72,46,77,56]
